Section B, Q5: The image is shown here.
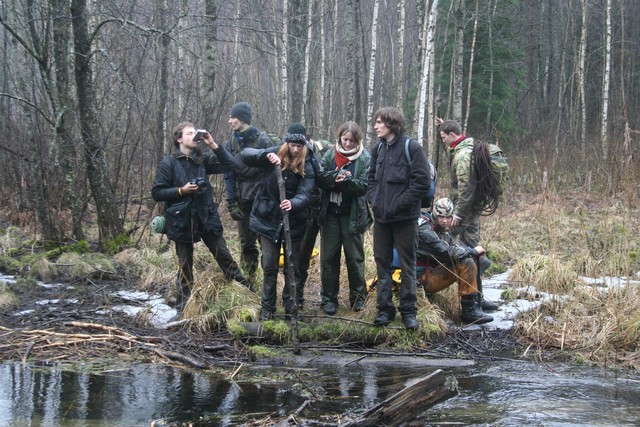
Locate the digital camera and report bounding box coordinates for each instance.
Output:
[191,178,207,189]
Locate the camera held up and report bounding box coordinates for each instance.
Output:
[190,177,207,193]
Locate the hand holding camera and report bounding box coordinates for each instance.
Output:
[180,177,208,195]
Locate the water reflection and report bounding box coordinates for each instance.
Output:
[1,359,639,426]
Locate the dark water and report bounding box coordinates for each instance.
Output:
[1,358,639,426]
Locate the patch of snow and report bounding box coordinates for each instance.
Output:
[37,282,74,290]
[0,274,16,285]
[35,299,79,306]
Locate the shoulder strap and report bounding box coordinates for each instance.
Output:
[404,138,411,163]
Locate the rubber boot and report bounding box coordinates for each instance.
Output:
[460,294,493,324]
[476,262,499,312]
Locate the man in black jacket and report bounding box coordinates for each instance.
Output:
[152,122,251,320]
[416,198,493,324]
[367,107,430,330]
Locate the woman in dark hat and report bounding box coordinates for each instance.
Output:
[241,133,316,320]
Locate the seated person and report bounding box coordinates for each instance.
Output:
[416,198,493,324]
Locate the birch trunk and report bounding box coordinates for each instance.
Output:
[302,0,314,123]
[395,0,405,107]
[600,0,611,162]
[417,0,438,148]
[318,0,327,133]
[232,1,241,95]
[578,0,588,150]
[364,0,380,147]
[463,0,479,131]
[281,0,289,121]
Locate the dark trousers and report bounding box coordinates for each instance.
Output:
[175,231,245,312]
[320,212,367,307]
[294,213,320,306]
[260,235,302,313]
[237,201,260,276]
[373,219,418,316]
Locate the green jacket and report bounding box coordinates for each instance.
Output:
[447,136,483,219]
[317,148,372,234]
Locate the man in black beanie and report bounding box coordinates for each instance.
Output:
[224,102,279,279]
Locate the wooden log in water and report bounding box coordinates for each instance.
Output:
[343,369,458,427]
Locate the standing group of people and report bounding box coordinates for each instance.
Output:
[152,102,497,328]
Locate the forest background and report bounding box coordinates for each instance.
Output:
[0,0,637,250]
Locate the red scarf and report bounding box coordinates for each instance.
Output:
[335,149,351,169]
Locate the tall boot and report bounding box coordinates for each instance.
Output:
[460,293,493,324]
[476,260,499,312]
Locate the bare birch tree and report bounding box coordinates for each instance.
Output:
[600,0,611,161]
[396,0,406,107]
[417,0,438,148]
[463,0,479,131]
[578,0,588,150]
[302,0,314,123]
[281,0,289,121]
[452,0,465,124]
[365,0,380,147]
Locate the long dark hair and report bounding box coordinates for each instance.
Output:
[473,140,500,215]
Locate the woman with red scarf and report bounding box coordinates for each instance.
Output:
[316,121,372,315]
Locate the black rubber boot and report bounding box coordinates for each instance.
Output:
[460,294,493,324]
[476,262,499,312]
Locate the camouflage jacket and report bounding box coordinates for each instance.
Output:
[447,136,483,219]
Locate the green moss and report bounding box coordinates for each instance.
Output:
[261,320,291,343]
[246,345,278,359]
[501,287,519,302]
[226,320,247,338]
[103,234,133,255]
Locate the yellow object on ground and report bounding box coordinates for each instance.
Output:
[279,247,319,267]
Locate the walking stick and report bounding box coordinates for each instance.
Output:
[274,166,301,355]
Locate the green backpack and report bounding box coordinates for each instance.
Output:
[488,143,509,198]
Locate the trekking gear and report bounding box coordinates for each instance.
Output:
[473,141,509,215]
[263,131,282,147]
[376,138,437,209]
[460,293,493,324]
[433,198,454,218]
[151,215,166,234]
[165,199,194,242]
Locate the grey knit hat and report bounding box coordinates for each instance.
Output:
[287,123,307,135]
[229,102,253,124]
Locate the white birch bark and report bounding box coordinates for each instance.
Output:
[281,0,289,122]
[231,1,241,95]
[396,0,405,107]
[319,0,327,133]
[578,0,588,150]
[463,0,479,131]
[417,0,438,146]
[302,0,314,123]
[453,0,465,124]
[600,0,611,161]
[365,0,380,147]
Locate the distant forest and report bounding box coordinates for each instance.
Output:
[0,0,638,244]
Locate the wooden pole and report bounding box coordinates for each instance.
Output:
[274,166,301,355]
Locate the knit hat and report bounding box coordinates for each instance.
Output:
[229,102,253,124]
[287,123,307,135]
[283,133,307,145]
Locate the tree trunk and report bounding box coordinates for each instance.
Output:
[281,0,290,122]
[417,0,438,149]
[71,0,123,243]
[395,0,405,108]
[600,0,611,162]
[463,0,479,131]
[302,0,314,124]
[578,0,588,150]
[452,0,465,124]
[318,0,327,134]
[364,0,380,147]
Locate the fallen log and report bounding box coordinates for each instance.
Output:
[343,369,458,427]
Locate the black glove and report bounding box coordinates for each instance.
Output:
[227,201,245,221]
